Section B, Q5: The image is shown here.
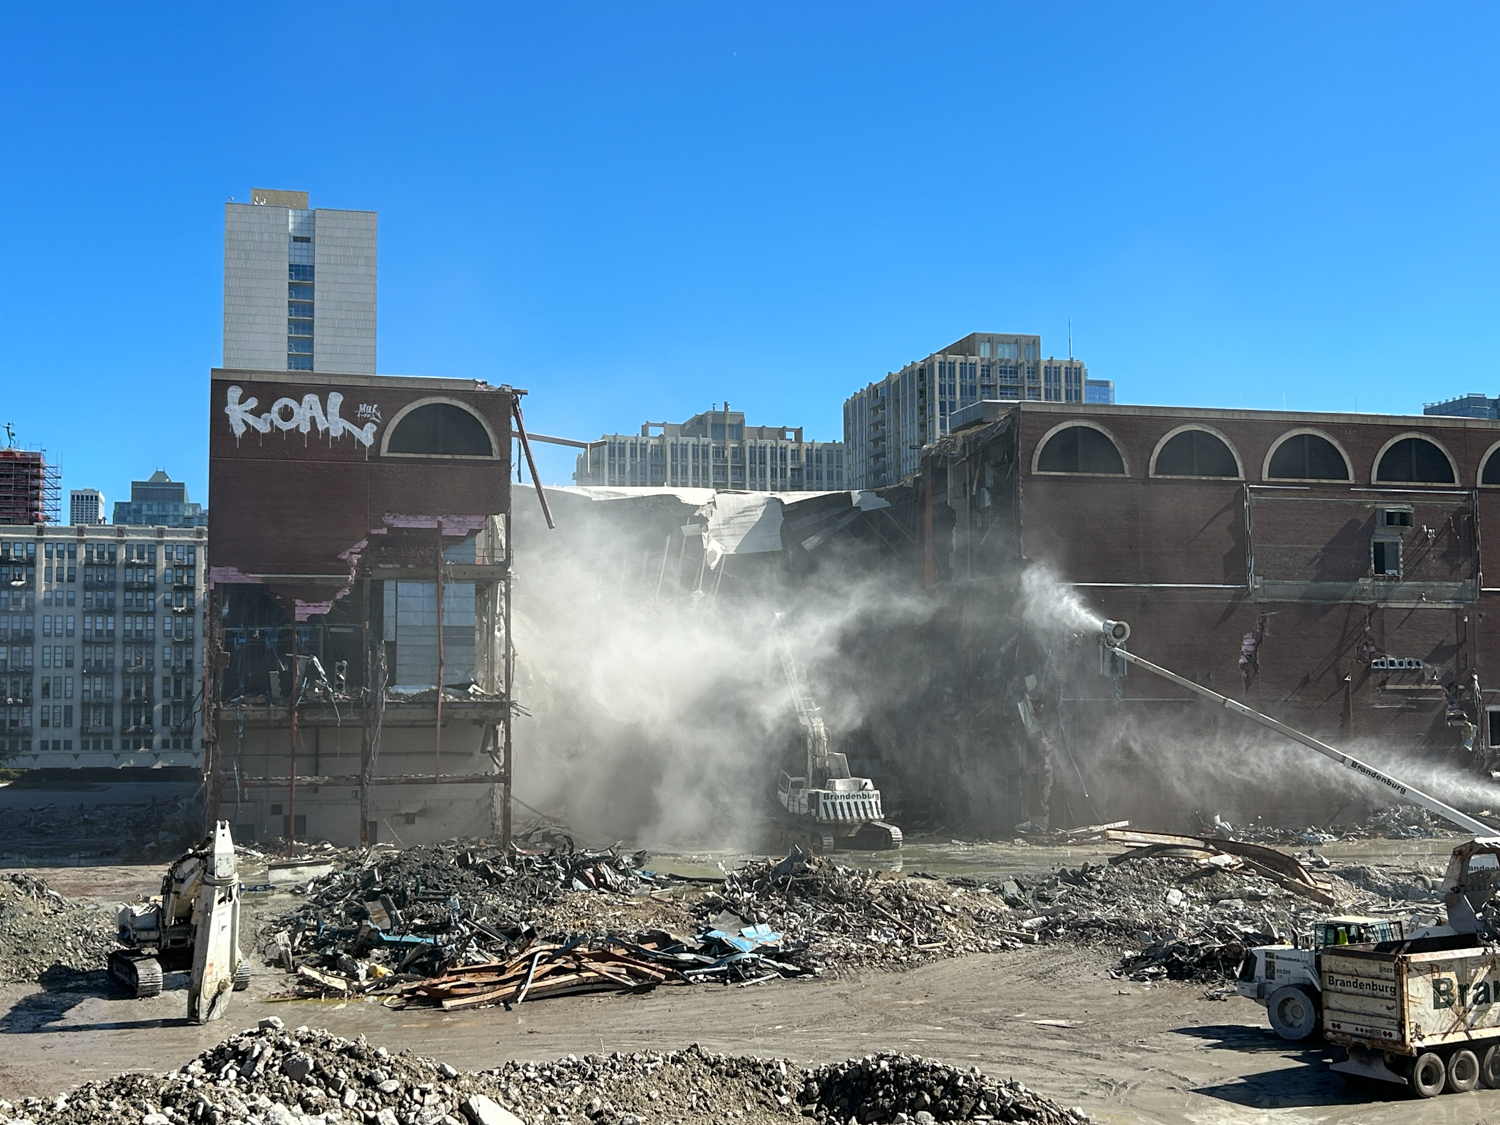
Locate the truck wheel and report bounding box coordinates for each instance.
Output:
[1411,1052,1446,1099]
[1480,1045,1500,1089]
[1266,985,1318,1041]
[1447,1049,1480,1093]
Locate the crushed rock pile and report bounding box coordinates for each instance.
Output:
[0,1021,1087,1125]
[0,873,115,985]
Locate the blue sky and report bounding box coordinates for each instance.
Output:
[2,4,1497,501]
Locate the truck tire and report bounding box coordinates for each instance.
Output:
[1266,985,1318,1041]
[1447,1049,1480,1094]
[1480,1045,1500,1089]
[1411,1052,1446,1099]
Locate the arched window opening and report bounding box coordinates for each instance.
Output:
[1154,429,1238,477]
[1482,450,1500,486]
[1268,433,1350,480]
[1375,437,1453,484]
[386,403,494,457]
[1036,426,1126,475]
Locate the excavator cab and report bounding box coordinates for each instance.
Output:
[1314,918,1403,949]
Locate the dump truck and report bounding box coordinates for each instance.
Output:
[111,820,248,1022]
[1097,618,1497,1045]
[772,615,902,851]
[1319,838,1500,1096]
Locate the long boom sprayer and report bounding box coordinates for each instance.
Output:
[1098,618,1495,838]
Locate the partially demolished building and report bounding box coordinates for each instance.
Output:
[519,402,1500,840]
[205,369,521,846]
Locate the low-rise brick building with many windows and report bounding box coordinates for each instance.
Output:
[0,524,206,768]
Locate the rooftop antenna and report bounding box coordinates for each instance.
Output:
[1068,318,1073,360]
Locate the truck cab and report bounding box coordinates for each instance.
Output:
[1237,916,1404,1041]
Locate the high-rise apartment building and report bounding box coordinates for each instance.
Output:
[113,472,206,528]
[843,333,1094,489]
[70,490,106,525]
[0,524,206,768]
[224,188,377,374]
[574,408,845,491]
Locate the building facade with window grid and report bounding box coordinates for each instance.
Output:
[574,408,845,491]
[224,189,377,375]
[842,333,1095,488]
[0,524,206,769]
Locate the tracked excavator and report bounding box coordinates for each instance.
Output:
[771,614,902,851]
[110,820,249,1022]
[1096,618,1500,1045]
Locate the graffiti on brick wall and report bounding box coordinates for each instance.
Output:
[224,385,380,448]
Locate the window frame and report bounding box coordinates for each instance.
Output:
[1370,432,1459,486]
[1261,428,1354,483]
[379,396,503,461]
[1477,439,1500,487]
[1147,424,1244,480]
[1029,420,1131,478]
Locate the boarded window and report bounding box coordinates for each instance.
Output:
[1154,430,1238,477]
[387,403,493,456]
[1036,426,1125,474]
[1375,437,1453,483]
[1267,433,1350,480]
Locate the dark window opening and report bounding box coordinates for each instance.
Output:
[1154,430,1238,477]
[1382,509,1413,527]
[1036,426,1126,475]
[404,812,417,825]
[1268,433,1350,480]
[1483,452,1500,486]
[387,403,494,457]
[1372,539,1402,577]
[1375,437,1453,483]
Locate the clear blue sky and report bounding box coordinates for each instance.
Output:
[2,4,1497,502]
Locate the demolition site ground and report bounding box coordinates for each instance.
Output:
[0,836,1485,1125]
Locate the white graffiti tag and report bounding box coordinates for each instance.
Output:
[224,385,379,448]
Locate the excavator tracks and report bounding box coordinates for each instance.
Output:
[109,950,164,999]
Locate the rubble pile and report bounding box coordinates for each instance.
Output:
[0,873,115,984]
[0,1022,1089,1125]
[0,798,197,862]
[696,849,1017,970]
[1214,804,1457,845]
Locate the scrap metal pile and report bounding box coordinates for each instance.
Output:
[0,1020,1089,1125]
[0,873,115,985]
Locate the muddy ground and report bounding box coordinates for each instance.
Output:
[0,837,1487,1125]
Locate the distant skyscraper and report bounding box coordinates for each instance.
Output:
[224,188,377,374]
[1085,379,1116,405]
[843,333,1093,489]
[70,489,106,525]
[113,472,206,527]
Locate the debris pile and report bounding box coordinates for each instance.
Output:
[696,848,1016,970]
[0,1021,1089,1125]
[0,873,115,984]
[0,798,197,862]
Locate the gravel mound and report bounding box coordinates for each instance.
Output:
[0,1023,1088,1125]
[0,873,116,984]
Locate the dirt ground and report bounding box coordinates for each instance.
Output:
[1,837,1493,1125]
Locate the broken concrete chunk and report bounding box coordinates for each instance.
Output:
[462,1093,526,1125]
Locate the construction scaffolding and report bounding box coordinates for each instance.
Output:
[0,446,60,525]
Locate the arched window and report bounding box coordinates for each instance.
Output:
[1035,424,1126,475]
[1483,448,1500,486]
[1267,432,1351,480]
[1152,428,1239,477]
[385,403,494,457]
[1375,437,1454,484]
